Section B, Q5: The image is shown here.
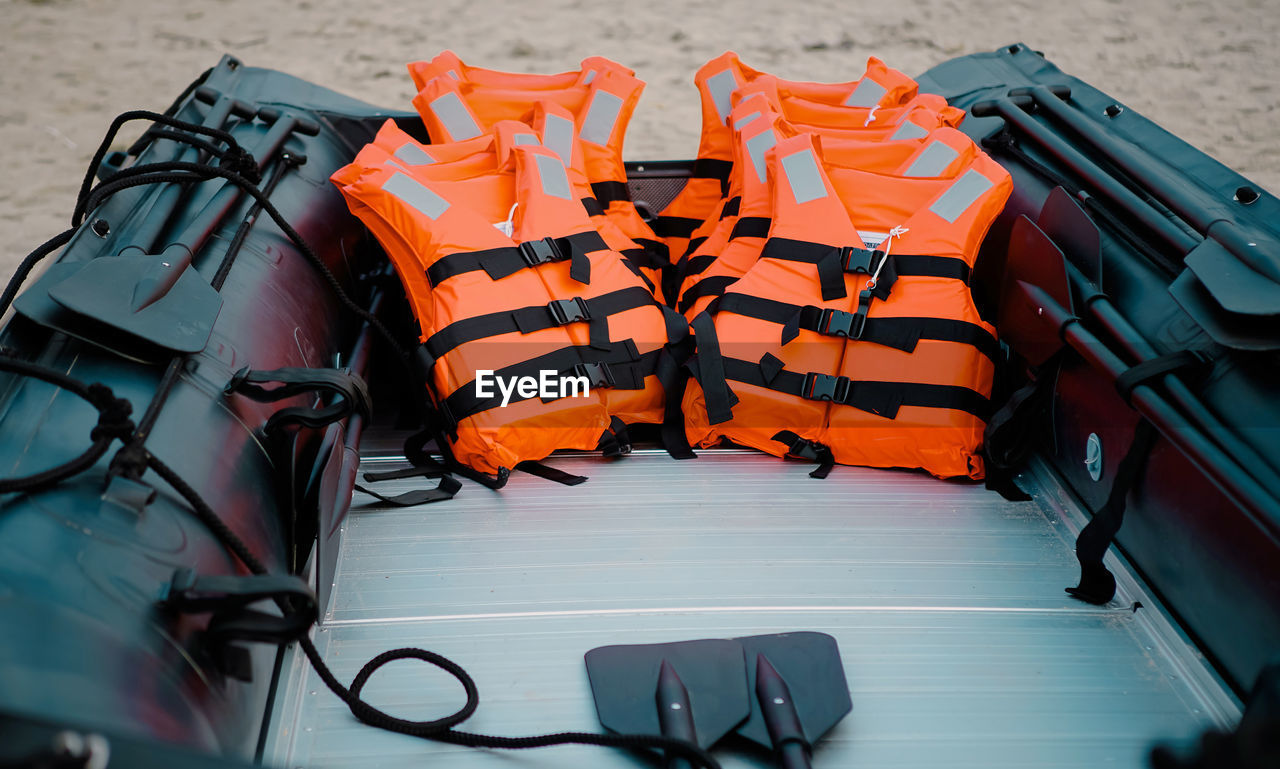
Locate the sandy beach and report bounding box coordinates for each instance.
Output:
[1,0,1276,278]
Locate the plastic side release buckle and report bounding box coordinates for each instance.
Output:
[819,308,857,338]
[549,297,591,325]
[573,362,615,389]
[783,435,823,461]
[802,372,851,403]
[518,237,564,267]
[842,246,880,274]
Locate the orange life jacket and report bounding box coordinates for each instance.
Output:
[408,57,662,267]
[681,131,1011,479]
[675,93,965,318]
[649,52,923,262]
[334,134,682,475]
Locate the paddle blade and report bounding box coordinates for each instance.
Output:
[734,632,852,750]
[585,638,750,748]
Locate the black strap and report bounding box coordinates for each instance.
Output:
[678,275,739,314]
[1066,350,1210,603]
[226,366,371,435]
[426,231,606,287]
[160,567,317,646]
[354,475,463,506]
[516,460,588,485]
[760,237,971,301]
[730,217,770,240]
[682,236,709,260]
[772,430,836,479]
[720,196,741,219]
[442,342,660,421]
[690,157,733,183]
[581,197,606,217]
[650,216,703,239]
[683,253,717,278]
[424,287,655,363]
[710,293,1000,360]
[591,180,632,205]
[1066,419,1159,605]
[981,352,1061,502]
[688,313,739,425]
[719,355,990,420]
[1115,349,1210,404]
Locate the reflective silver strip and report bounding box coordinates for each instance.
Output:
[733,111,763,130]
[542,113,575,165]
[513,133,540,146]
[583,70,597,85]
[707,70,739,123]
[579,91,623,145]
[890,120,929,141]
[393,142,435,165]
[447,69,460,81]
[428,91,481,140]
[534,153,572,200]
[929,169,993,223]
[780,149,827,204]
[844,78,887,108]
[903,141,960,178]
[382,172,450,220]
[744,130,778,185]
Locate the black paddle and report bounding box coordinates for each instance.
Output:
[585,638,750,768]
[733,632,853,769]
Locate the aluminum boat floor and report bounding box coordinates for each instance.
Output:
[264,444,1239,769]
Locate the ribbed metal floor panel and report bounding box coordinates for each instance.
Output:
[264,445,1239,769]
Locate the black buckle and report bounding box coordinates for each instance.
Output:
[841,246,878,274]
[548,297,591,325]
[573,362,615,388]
[819,308,857,338]
[802,372,850,402]
[784,436,823,461]
[518,237,563,267]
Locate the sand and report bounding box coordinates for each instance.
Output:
[1,0,1276,280]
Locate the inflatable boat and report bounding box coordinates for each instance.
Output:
[0,45,1276,768]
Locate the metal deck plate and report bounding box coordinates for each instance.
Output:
[264,447,1239,768]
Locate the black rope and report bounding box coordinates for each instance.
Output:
[73,109,252,227]
[0,227,74,319]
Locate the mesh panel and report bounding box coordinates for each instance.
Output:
[628,176,688,214]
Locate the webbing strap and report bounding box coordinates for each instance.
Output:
[678,275,739,314]
[423,286,654,363]
[1066,419,1158,605]
[772,430,835,479]
[730,216,770,240]
[581,197,606,217]
[1067,349,1210,604]
[516,460,588,486]
[683,253,717,278]
[760,237,971,302]
[426,231,605,287]
[690,157,733,183]
[710,293,999,360]
[226,366,372,435]
[1115,349,1210,403]
[720,355,990,420]
[354,475,463,507]
[591,180,631,205]
[720,196,741,219]
[442,342,660,421]
[689,312,739,425]
[650,216,703,239]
